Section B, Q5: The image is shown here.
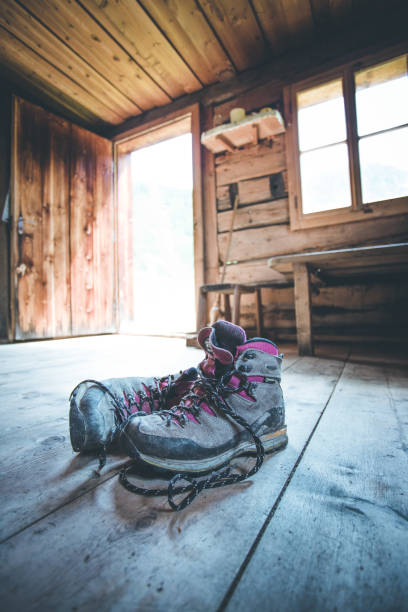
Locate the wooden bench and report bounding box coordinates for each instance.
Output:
[198,280,292,336]
[268,242,408,356]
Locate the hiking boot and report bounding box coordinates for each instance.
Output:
[120,337,287,473]
[69,321,246,456]
[69,369,197,454]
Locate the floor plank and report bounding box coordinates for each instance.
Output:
[224,360,408,612]
[0,347,342,610]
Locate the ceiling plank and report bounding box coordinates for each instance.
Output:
[198,0,266,71]
[0,25,120,125]
[0,1,140,122]
[139,0,236,84]
[0,62,106,129]
[251,0,291,55]
[81,0,202,98]
[282,0,314,44]
[17,0,172,111]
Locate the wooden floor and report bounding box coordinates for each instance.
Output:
[0,335,407,612]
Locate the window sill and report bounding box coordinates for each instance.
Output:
[289,196,408,231]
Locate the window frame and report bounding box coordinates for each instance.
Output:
[284,47,408,231]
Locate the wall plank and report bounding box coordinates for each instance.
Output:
[218,215,408,264]
[218,199,289,233]
[215,135,286,185]
[238,176,272,204]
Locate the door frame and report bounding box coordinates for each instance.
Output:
[113,103,204,331]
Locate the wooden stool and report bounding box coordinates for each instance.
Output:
[198,283,263,335]
[197,281,293,336]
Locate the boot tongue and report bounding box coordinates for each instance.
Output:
[198,320,246,365]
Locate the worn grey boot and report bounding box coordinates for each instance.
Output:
[120,337,287,473]
[69,321,247,459]
[69,370,197,456]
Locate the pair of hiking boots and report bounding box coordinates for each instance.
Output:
[69,321,287,509]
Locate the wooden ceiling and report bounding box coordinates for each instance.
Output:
[0,0,405,131]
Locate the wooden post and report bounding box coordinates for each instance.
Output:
[293,263,313,356]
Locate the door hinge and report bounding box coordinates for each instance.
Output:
[17,214,36,235]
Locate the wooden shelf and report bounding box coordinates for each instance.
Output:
[201,109,285,154]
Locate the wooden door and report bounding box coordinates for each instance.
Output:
[12,97,71,339]
[11,97,115,339]
[70,124,115,335]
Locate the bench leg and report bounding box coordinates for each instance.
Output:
[254,288,263,337]
[223,293,232,322]
[232,285,242,326]
[293,263,313,356]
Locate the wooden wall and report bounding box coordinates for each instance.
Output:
[11,97,115,340]
[202,73,408,343]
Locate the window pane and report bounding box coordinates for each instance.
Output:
[297,79,346,151]
[355,55,408,136]
[359,127,408,204]
[300,143,351,214]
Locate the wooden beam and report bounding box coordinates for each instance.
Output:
[293,262,313,356]
[252,123,259,145]
[201,103,220,301]
[216,133,235,152]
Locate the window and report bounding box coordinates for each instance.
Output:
[286,50,408,229]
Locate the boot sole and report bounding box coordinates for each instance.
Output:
[136,426,288,473]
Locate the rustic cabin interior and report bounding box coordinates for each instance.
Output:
[0,1,407,610]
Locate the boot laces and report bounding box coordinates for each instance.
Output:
[119,370,266,511]
[157,371,256,427]
[70,374,181,471]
